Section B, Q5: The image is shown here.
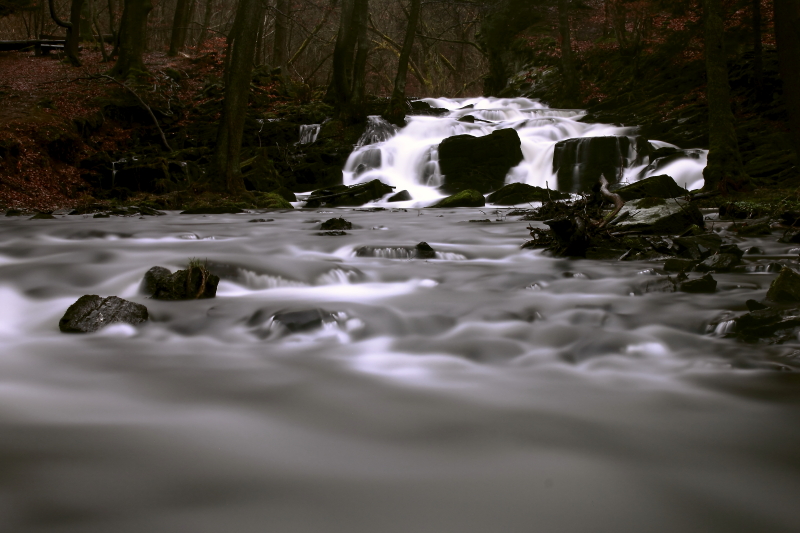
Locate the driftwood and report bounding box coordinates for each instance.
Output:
[596,174,625,228]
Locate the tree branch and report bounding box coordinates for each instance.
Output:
[596,174,625,228]
[101,75,173,152]
[48,0,72,28]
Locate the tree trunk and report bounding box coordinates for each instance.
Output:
[774,0,800,158]
[702,0,748,192]
[326,0,357,106]
[210,0,265,194]
[168,0,191,56]
[273,0,289,71]
[48,0,83,66]
[753,0,763,100]
[196,0,213,49]
[383,0,420,125]
[109,0,153,78]
[558,0,578,105]
[349,0,369,116]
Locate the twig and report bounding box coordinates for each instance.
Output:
[101,75,173,152]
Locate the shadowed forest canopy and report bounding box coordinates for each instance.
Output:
[0,0,796,203]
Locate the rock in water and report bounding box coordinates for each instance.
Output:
[320,217,352,230]
[679,273,717,293]
[553,136,650,192]
[610,198,704,234]
[388,190,412,202]
[305,179,395,208]
[432,189,485,208]
[59,295,148,333]
[180,206,245,214]
[438,129,524,194]
[487,183,570,205]
[415,242,436,259]
[766,267,800,302]
[146,265,220,300]
[272,309,335,332]
[615,175,688,201]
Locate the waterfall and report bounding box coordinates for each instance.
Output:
[341,97,707,206]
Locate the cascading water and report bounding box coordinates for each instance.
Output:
[343,97,707,205]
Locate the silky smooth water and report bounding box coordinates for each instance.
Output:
[342,97,708,206]
[1,209,799,533]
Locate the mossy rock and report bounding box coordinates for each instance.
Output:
[615,175,688,201]
[254,192,293,209]
[432,189,486,208]
[766,267,800,303]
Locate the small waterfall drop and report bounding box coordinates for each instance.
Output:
[342,97,707,206]
[298,124,321,145]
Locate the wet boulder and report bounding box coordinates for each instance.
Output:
[272,309,336,332]
[672,233,723,260]
[735,306,800,343]
[145,264,219,300]
[320,217,352,230]
[438,129,524,194]
[415,242,436,259]
[29,213,56,220]
[487,183,570,205]
[388,190,412,202]
[678,273,717,293]
[432,189,485,208]
[59,295,148,333]
[553,136,650,193]
[694,253,741,272]
[766,267,800,303]
[664,258,699,272]
[305,179,395,208]
[615,175,688,201]
[609,198,704,235]
[407,100,449,116]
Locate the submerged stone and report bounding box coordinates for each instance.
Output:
[305,179,394,208]
[432,189,485,208]
[272,309,335,332]
[146,265,220,300]
[59,295,148,333]
[678,273,717,293]
[320,217,352,230]
[487,183,570,205]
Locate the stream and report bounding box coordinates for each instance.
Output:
[1,99,800,532]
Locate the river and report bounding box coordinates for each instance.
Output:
[1,99,799,532]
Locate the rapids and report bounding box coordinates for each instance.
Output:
[342,97,708,206]
[1,208,800,532]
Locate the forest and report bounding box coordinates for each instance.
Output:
[0,0,796,211]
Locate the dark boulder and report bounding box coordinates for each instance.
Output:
[664,258,699,272]
[320,218,352,230]
[487,183,570,205]
[415,242,436,259]
[766,267,800,303]
[678,273,717,293]
[672,233,723,260]
[615,175,688,201]
[432,189,485,208]
[146,264,219,300]
[305,179,395,208]
[30,213,56,220]
[388,190,412,202]
[553,136,650,193]
[735,306,800,342]
[59,295,148,333]
[438,129,524,194]
[407,100,449,116]
[694,253,741,272]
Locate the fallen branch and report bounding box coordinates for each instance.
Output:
[101,75,173,152]
[596,174,624,229]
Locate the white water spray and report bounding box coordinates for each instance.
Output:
[342,97,707,206]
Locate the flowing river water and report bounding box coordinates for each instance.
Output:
[2,99,800,532]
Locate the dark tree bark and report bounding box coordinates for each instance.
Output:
[774,0,800,158]
[196,0,213,49]
[383,0,420,125]
[48,0,83,66]
[273,0,289,70]
[210,0,265,194]
[168,0,191,56]
[109,0,153,78]
[702,0,749,192]
[326,0,369,122]
[752,0,764,101]
[558,0,578,105]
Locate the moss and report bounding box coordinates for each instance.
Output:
[432,189,486,208]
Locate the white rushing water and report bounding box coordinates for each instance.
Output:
[342,97,707,206]
[1,209,800,532]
